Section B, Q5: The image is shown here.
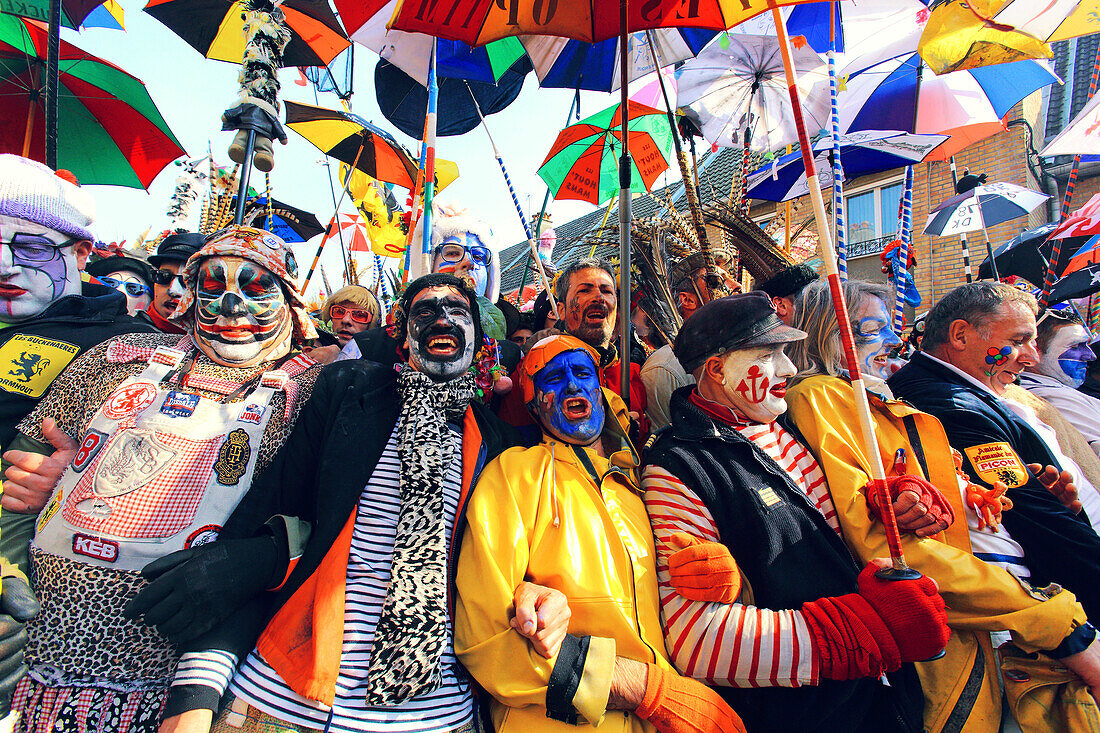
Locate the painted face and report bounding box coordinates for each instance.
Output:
[564,267,617,349]
[531,349,605,446]
[0,215,82,322]
[152,261,184,319]
[329,301,374,346]
[433,233,492,298]
[1039,323,1095,387]
[404,285,477,382]
[853,296,902,380]
[960,302,1039,396]
[193,256,292,367]
[100,269,151,316]
[712,345,796,424]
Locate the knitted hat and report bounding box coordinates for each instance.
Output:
[516,333,600,405]
[757,264,819,300]
[170,225,317,342]
[0,154,95,240]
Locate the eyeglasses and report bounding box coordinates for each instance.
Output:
[3,233,74,263]
[154,268,182,287]
[98,276,150,298]
[438,242,492,267]
[330,304,374,325]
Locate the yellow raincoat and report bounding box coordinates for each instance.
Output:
[786,375,1088,733]
[455,388,670,733]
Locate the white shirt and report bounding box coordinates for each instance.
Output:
[1019,371,1100,457]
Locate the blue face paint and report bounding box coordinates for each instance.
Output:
[1059,358,1089,386]
[532,349,605,446]
[854,297,902,380]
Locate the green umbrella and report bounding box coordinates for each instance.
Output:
[537,99,674,205]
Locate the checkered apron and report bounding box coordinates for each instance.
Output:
[33,344,291,573]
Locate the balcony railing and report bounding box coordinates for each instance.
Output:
[846,234,895,259]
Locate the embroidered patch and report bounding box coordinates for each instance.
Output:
[102,382,158,420]
[0,334,79,398]
[160,391,199,418]
[36,489,62,532]
[71,429,108,472]
[238,403,265,424]
[93,429,176,498]
[185,525,221,548]
[964,442,1029,487]
[214,429,251,486]
[71,532,119,563]
[758,487,781,506]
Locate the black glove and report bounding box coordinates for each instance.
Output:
[0,577,40,714]
[122,535,279,644]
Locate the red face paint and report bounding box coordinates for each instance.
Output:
[735,364,770,404]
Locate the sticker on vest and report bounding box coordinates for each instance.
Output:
[238,403,265,424]
[963,442,1029,487]
[71,429,108,472]
[758,487,782,507]
[93,429,177,498]
[185,525,221,548]
[214,429,251,486]
[36,489,62,532]
[0,334,79,398]
[102,382,158,420]
[160,391,200,418]
[72,532,119,563]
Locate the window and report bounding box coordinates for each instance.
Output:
[845,181,904,246]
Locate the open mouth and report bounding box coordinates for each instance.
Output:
[0,284,27,298]
[769,383,786,398]
[583,306,608,324]
[426,333,460,357]
[563,396,592,420]
[210,323,261,340]
[872,354,888,367]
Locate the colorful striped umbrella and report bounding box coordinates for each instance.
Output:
[537,100,674,205]
[0,0,101,29]
[143,0,349,67]
[0,16,185,188]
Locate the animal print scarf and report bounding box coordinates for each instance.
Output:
[364,366,476,706]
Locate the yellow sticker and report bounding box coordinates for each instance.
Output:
[36,489,61,532]
[0,334,79,398]
[964,442,1029,488]
[758,487,781,506]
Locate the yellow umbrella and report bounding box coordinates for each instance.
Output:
[918,0,1053,75]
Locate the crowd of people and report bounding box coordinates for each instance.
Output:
[0,152,1099,733]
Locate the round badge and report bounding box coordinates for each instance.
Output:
[285,251,298,279]
[261,234,282,251]
[102,382,158,420]
[184,524,222,548]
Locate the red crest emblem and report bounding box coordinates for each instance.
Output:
[103,382,157,420]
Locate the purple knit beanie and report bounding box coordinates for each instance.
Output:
[0,155,95,240]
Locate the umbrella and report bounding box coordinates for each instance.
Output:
[1043,92,1100,158]
[976,224,1058,284]
[143,0,349,67]
[1048,263,1100,305]
[675,31,830,152]
[995,0,1100,46]
[241,196,325,243]
[0,0,101,29]
[537,100,674,205]
[745,130,946,202]
[917,0,1054,75]
[332,212,371,252]
[374,56,530,138]
[81,0,125,30]
[284,100,420,189]
[0,16,185,188]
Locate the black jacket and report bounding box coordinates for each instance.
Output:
[645,387,922,733]
[0,282,154,447]
[890,352,1100,618]
[166,358,522,715]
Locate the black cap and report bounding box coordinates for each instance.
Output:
[669,250,733,289]
[86,255,154,286]
[757,264,819,299]
[674,291,807,373]
[148,232,206,268]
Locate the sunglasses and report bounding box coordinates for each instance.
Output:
[98,276,150,298]
[3,233,75,263]
[154,268,182,286]
[330,304,374,325]
[438,243,492,267]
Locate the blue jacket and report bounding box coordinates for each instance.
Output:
[890,352,1100,620]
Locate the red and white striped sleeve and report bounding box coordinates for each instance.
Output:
[641,465,818,689]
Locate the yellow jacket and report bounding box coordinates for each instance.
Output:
[786,375,1088,733]
[455,388,670,732]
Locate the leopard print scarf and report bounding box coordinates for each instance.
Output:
[364,366,476,707]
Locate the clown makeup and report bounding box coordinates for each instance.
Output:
[0,215,82,322]
[405,286,477,382]
[193,256,292,367]
[1039,323,1095,387]
[853,295,902,380]
[433,233,493,298]
[531,349,605,446]
[100,270,151,316]
[711,345,796,424]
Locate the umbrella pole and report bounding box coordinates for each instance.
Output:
[949,157,973,283]
[44,0,60,168]
[233,130,258,225]
[772,6,911,575]
[300,144,365,294]
[300,216,337,295]
[828,0,847,280]
[420,41,439,278]
[618,0,632,407]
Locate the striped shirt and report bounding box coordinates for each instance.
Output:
[178,424,474,732]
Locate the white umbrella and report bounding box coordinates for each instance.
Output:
[1042,93,1100,157]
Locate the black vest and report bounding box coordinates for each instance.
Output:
[646,387,922,733]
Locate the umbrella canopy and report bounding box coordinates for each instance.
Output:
[917,0,1054,75]
[976,224,1055,284]
[241,196,325,243]
[745,130,946,202]
[0,0,101,29]
[1042,92,1100,158]
[924,182,1051,237]
[81,0,125,30]
[995,0,1100,46]
[537,100,674,204]
[143,0,349,67]
[333,212,371,252]
[675,31,830,152]
[374,56,529,138]
[284,100,419,189]
[0,16,185,188]
[1054,193,1100,241]
[1048,263,1100,305]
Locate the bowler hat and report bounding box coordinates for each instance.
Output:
[674,291,806,373]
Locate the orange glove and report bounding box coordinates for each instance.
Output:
[635,664,746,733]
[667,533,741,604]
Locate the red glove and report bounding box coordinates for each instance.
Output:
[635,664,746,733]
[667,533,740,604]
[865,474,956,534]
[857,563,950,663]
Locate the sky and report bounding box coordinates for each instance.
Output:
[61,2,689,299]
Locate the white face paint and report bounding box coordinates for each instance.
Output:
[0,215,82,322]
[713,345,796,423]
[101,269,152,316]
[192,256,292,367]
[1038,323,1095,387]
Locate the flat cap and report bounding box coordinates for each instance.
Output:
[757,264,819,299]
[674,291,806,373]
